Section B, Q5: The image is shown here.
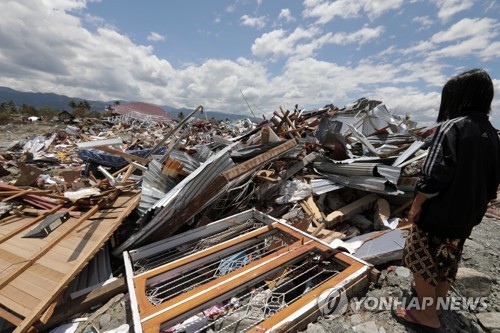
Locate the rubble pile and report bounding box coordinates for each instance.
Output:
[0,99,498,333]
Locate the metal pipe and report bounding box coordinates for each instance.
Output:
[145,105,204,159]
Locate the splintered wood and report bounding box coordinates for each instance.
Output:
[0,190,140,333]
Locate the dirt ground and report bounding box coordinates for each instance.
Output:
[0,121,67,142]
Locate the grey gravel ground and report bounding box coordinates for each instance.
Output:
[303,214,500,333]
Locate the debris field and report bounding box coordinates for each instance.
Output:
[0,99,499,333]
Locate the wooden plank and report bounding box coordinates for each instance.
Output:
[0,256,18,273]
[222,139,297,181]
[141,242,315,331]
[0,204,68,244]
[0,215,22,226]
[29,263,65,282]
[247,262,368,332]
[36,278,127,331]
[325,194,378,227]
[300,196,326,235]
[11,191,140,333]
[88,213,119,220]
[11,273,54,301]
[15,268,58,291]
[4,235,51,252]
[0,205,100,289]
[0,248,26,264]
[35,255,75,274]
[0,243,33,261]
[306,196,325,220]
[38,302,57,326]
[0,285,41,317]
[0,306,22,326]
[2,190,29,202]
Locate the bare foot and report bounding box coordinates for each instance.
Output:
[395,306,441,329]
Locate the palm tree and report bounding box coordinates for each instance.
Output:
[68,100,77,111]
[79,100,91,111]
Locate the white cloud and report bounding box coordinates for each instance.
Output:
[303,0,404,24]
[491,79,500,125]
[432,0,474,22]
[167,58,271,110]
[431,18,498,43]
[485,1,500,13]
[362,0,405,18]
[147,32,166,42]
[330,25,384,45]
[251,27,320,59]
[303,0,363,24]
[478,41,500,61]
[240,15,267,29]
[401,18,500,61]
[0,0,497,129]
[0,0,175,102]
[252,25,383,60]
[412,16,434,30]
[373,87,441,126]
[226,5,236,12]
[278,8,295,23]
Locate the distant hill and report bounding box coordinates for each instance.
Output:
[0,86,258,121]
[0,86,109,112]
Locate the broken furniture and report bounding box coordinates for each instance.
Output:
[124,209,373,333]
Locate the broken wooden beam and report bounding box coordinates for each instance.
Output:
[35,277,127,331]
[325,194,378,227]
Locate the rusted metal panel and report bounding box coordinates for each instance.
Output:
[222,139,297,181]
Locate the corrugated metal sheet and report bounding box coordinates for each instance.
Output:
[169,150,201,173]
[61,245,113,303]
[138,159,177,215]
[192,144,214,162]
[392,140,425,167]
[314,161,401,184]
[346,123,379,156]
[113,143,237,254]
[317,171,403,195]
[367,134,418,146]
[310,178,344,195]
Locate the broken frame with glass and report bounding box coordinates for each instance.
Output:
[124,209,373,333]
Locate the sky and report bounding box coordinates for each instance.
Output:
[0,0,499,128]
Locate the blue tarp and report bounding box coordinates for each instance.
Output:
[78,147,167,168]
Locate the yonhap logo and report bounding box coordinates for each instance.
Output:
[317,287,348,317]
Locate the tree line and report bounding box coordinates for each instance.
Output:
[0,99,102,119]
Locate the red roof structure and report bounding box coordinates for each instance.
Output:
[110,102,173,122]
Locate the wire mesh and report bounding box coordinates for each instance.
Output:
[160,253,342,333]
[133,218,264,273]
[145,231,292,306]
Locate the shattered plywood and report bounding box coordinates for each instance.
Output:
[0,190,140,333]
